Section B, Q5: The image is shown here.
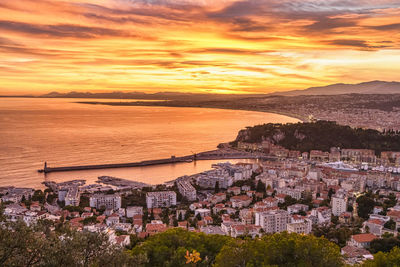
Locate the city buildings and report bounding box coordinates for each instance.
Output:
[146,191,177,208]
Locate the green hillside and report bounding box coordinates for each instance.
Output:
[233,121,400,154]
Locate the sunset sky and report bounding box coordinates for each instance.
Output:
[1,0,400,95]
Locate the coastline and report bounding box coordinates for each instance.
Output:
[76,101,306,122]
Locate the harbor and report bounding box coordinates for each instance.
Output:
[38,148,268,173]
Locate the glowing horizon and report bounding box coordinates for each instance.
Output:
[1,0,400,95]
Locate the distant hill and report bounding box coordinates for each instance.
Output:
[39,91,264,101]
[31,80,400,99]
[271,81,400,96]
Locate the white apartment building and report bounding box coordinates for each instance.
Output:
[255,209,289,233]
[311,207,332,224]
[332,192,347,216]
[287,219,312,234]
[65,187,80,206]
[177,179,197,201]
[275,188,303,200]
[89,194,121,210]
[126,206,143,218]
[287,204,309,215]
[196,174,233,189]
[146,191,177,209]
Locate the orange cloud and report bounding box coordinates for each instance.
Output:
[0,0,399,95]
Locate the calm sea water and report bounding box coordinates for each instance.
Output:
[0,98,299,188]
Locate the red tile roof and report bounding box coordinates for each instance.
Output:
[352,233,377,243]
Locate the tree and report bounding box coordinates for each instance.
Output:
[215,181,220,193]
[31,190,45,204]
[214,232,344,267]
[384,219,396,230]
[328,188,334,199]
[79,195,90,208]
[256,180,266,193]
[0,219,132,266]
[357,195,375,219]
[369,237,400,254]
[130,228,231,267]
[364,246,400,267]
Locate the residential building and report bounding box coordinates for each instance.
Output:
[287,219,312,234]
[348,233,377,248]
[146,191,177,208]
[255,209,289,233]
[331,192,347,216]
[89,194,121,210]
[126,206,143,218]
[177,179,197,201]
[287,204,309,215]
[230,195,252,208]
[65,187,80,206]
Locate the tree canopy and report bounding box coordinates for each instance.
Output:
[234,121,400,154]
[130,229,343,267]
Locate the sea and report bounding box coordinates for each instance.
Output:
[0,97,299,188]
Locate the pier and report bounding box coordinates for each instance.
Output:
[38,148,268,173]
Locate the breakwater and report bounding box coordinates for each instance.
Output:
[38,149,267,173]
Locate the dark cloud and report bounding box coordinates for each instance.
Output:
[327,39,391,49]
[187,47,273,55]
[306,17,357,32]
[231,18,270,32]
[369,23,400,31]
[207,1,264,19]
[83,13,146,24]
[0,20,130,38]
[0,37,18,46]
[80,3,191,22]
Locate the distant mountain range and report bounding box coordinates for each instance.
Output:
[38,91,264,101]
[2,80,398,99]
[270,81,400,96]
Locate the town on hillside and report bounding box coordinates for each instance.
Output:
[3,142,400,265]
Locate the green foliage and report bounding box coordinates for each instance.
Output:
[363,246,400,267]
[369,236,400,254]
[79,194,90,208]
[256,180,266,193]
[384,219,396,230]
[278,195,298,210]
[129,229,344,267]
[0,219,132,266]
[130,228,231,267]
[82,216,98,225]
[236,121,400,154]
[122,190,147,208]
[63,205,84,213]
[215,181,220,193]
[214,232,343,267]
[357,195,376,219]
[31,190,45,204]
[46,193,57,204]
[313,225,360,248]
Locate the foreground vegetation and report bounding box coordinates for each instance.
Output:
[2,220,400,267]
[234,120,400,154]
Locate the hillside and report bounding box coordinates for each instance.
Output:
[271,81,400,96]
[233,121,400,154]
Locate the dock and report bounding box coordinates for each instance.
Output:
[38,148,268,173]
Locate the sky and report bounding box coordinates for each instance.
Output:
[0,0,400,95]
